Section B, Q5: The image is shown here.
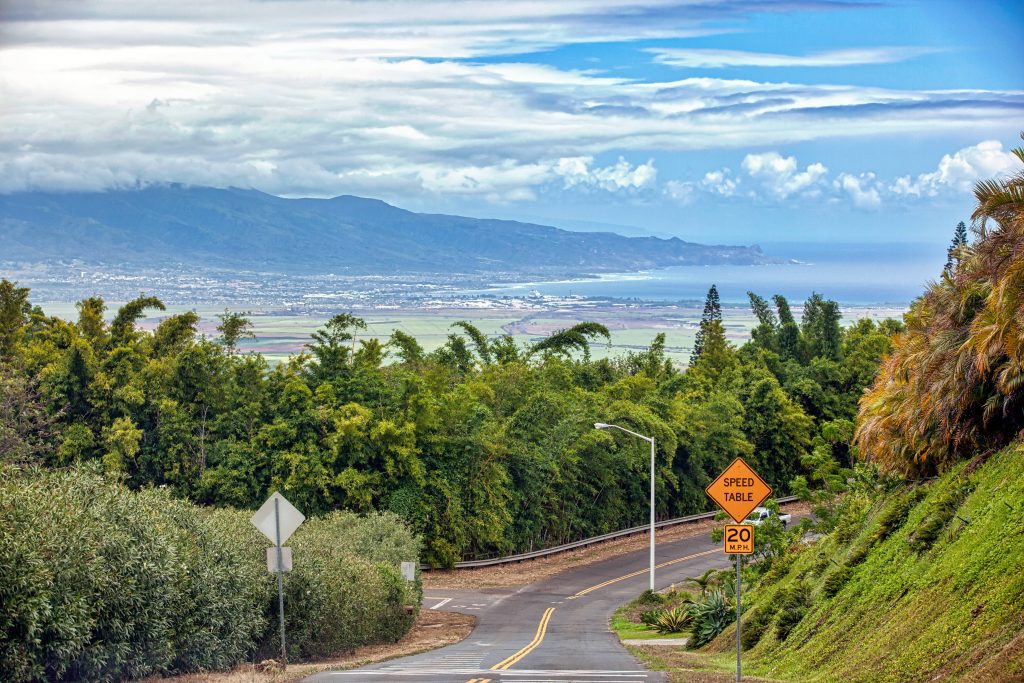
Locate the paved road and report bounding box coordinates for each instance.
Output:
[306,527,750,683]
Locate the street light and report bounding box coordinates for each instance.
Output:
[594,422,656,591]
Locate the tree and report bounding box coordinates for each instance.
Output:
[857,133,1024,475]
[773,295,802,361]
[76,297,108,347]
[747,291,778,351]
[306,313,367,383]
[0,279,30,359]
[530,322,611,361]
[110,295,165,347]
[801,293,842,361]
[944,220,969,272]
[216,309,255,354]
[690,284,722,365]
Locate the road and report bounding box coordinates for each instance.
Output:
[306,527,748,683]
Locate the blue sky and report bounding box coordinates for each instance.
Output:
[1,0,1021,245]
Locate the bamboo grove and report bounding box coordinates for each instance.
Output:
[0,282,897,567]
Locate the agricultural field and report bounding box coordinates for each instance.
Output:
[38,302,906,366]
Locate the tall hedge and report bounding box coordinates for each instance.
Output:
[0,466,421,682]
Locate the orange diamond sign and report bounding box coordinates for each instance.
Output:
[705,457,772,523]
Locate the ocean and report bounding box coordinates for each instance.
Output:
[475,241,946,306]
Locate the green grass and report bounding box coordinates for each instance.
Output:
[715,443,1024,682]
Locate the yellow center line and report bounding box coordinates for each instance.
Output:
[490,607,555,671]
[570,548,720,598]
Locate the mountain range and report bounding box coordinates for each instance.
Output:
[0,185,776,275]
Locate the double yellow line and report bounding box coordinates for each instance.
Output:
[466,679,491,683]
[491,606,555,670]
[570,548,720,598]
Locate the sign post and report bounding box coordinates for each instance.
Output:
[251,492,305,663]
[705,458,772,682]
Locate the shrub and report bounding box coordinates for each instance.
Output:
[821,566,853,598]
[0,467,422,682]
[871,487,926,544]
[687,590,733,647]
[0,465,272,682]
[640,610,662,627]
[741,606,774,650]
[775,581,811,641]
[651,607,691,634]
[636,588,665,605]
[908,481,969,553]
[276,511,421,659]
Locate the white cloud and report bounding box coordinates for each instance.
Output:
[557,156,657,191]
[0,2,1019,200]
[663,179,694,204]
[741,152,828,199]
[647,46,936,69]
[700,169,740,197]
[889,140,1020,197]
[835,172,882,209]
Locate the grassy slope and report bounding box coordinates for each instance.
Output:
[716,442,1024,682]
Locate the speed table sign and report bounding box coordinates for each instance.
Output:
[705,457,772,523]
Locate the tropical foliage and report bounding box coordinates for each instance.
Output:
[0,279,896,566]
[856,134,1024,476]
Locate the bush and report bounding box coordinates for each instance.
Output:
[908,481,969,553]
[636,588,665,605]
[651,607,691,634]
[0,465,272,682]
[276,511,421,659]
[774,581,811,641]
[741,606,774,650]
[821,566,853,598]
[688,590,733,648]
[0,467,422,681]
[870,487,926,544]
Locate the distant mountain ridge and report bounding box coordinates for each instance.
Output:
[0,185,776,275]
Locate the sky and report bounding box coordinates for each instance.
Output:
[1,0,1022,245]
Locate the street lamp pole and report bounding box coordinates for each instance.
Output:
[595,422,656,591]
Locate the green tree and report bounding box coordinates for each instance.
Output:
[216,309,255,354]
[306,313,367,383]
[690,284,722,365]
[0,279,30,359]
[944,220,969,272]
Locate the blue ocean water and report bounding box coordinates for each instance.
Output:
[479,241,946,306]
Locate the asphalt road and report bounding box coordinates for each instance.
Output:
[306,527,751,683]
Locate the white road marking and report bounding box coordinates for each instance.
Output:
[429,597,453,609]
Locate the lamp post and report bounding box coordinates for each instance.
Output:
[594,422,656,591]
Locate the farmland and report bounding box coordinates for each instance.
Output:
[38,302,906,366]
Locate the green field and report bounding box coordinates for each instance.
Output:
[37,303,906,366]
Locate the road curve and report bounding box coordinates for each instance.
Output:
[306,527,747,683]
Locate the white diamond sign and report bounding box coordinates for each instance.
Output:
[250,491,305,546]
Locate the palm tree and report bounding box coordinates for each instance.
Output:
[855,133,1024,475]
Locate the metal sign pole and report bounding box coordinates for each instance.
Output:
[275,497,286,663]
[736,553,741,682]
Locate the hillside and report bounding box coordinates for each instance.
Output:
[0,185,773,275]
[715,442,1024,682]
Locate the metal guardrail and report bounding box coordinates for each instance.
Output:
[432,496,800,569]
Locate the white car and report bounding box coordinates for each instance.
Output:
[745,507,791,528]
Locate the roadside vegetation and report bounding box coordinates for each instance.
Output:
[662,134,1024,681]
[0,466,420,682]
[0,274,896,568]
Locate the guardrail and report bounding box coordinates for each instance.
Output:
[433,495,800,569]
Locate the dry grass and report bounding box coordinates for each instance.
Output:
[424,503,810,590]
[626,645,782,683]
[142,610,476,683]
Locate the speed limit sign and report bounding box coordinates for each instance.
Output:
[724,524,754,554]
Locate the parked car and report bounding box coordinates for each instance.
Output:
[745,506,791,528]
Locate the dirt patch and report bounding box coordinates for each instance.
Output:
[424,502,811,590]
[626,645,782,683]
[143,610,476,683]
